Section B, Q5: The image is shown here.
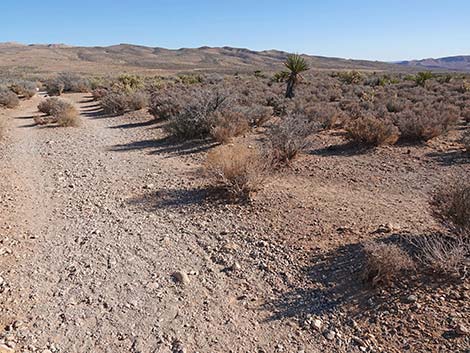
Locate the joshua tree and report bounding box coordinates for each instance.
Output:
[284,54,309,98]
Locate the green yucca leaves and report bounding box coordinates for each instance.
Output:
[284,54,310,98]
[284,54,310,75]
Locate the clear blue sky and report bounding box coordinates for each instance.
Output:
[1,0,469,61]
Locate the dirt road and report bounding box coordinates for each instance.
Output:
[1,94,468,353]
[0,94,318,353]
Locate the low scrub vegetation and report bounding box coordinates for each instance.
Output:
[9,81,37,98]
[46,72,90,96]
[462,130,470,153]
[211,110,250,144]
[362,241,415,287]
[0,89,20,108]
[432,180,470,233]
[346,115,400,146]
[100,91,149,115]
[36,98,80,127]
[267,114,318,166]
[205,143,269,200]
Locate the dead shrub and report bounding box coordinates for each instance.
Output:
[346,115,399,146]
[432,180,470,233]
[267,114,318,165]
[0,89,20,108]
[205,144,269,200]
[91,88,108,101]
[301,103,341,129]
[211,110,250,144]
[413,235,469,278]
[362,241,415,287]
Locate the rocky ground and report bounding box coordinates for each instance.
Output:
[0,93,468,353]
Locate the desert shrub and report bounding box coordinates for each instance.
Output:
[386,98,406,113]
[9,81,37,98]
[432,180,470,233]
[38,97,62,115]
[177,74,203,85]
[205,143,269,200]
[165,89,228,139]
[462,130,470,153]
[362,241,415,287]
[272,71,290,83]
[462,108,470,123]
[235,104,273,127]
[267,114,318,165]
[35,98,80,127]
[211,110,250,143]
[91,88,108,101]
[337,71,364,85]
[148,88,186,120]
[345,115,400,146]
[116,74,144,91]
[395,106,458,142]
[0,89,20,108]
[45,79,64,96]
[301,103,341,129]
[413,235,469,278]
[100,91,148,115]
[57,72,90,92]
[414,71,434,87]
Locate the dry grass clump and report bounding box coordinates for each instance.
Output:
[0,89,20,108]
[35,98,80,127]
[267,114,318,166]
[362,241,415,287]
[413,235,469,278]
[432,180,470,233]
[346,115,400,146]
[100,91,149,115]
[205,144,269,200]
[211,110,250,144]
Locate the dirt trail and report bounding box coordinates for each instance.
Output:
[0,94,314,353]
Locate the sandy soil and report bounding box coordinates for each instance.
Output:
[0,93,468,353]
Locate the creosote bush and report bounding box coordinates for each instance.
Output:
[362,241,415,287]
[0,89,20,108]
[205,144,269,200]
[346,115,399,146]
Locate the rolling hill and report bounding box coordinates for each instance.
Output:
[0,42,404,75]
[398,55,470,71]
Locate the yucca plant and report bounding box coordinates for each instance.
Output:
[284,54,309,98]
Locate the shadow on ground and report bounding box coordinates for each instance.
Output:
[110,136,218,157]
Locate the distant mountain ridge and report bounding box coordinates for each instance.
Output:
[398,55,470,71]
[0,42,405,75]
